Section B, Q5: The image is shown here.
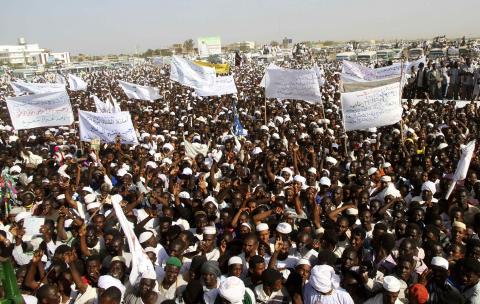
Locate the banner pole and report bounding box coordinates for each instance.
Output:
[399,55,405,143]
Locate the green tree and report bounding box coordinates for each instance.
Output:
[270,41,279,47]
[183,39,194,52]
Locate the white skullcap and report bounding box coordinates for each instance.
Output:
[162,143,174,151]
[437,143,448,150]
[319,177,331,186]
[116,168,128,177]
[275,176,286,183]
[203,226,217,235]
[162,158,172,165]
[240,222,251,230]
[84,193,97,204]
[182,167,193,175]
[139,231,154,244]
[56,194,66,200]
[281,167,293,176]
[86,202,101,211]
[146,161,158,169]
[431,256,449,270]
[14,212,31,223]
[82,186,94,193]
[309,265,336,293]
[421,181,436,195]
[256,223,269,232]
[203,196,218,208]
[252,147,262,155]
[297,258,311,266]
[346,208,359,215]
[228,256,243,266]
[293,175,306,184]
[307,167,317,174]
[111,256,126,264]
[276,222,292,234]
[382,162,392,168]
[178,191,191,199]
[218,276,246,304]
[383,275,401,293]
[9,165,21,174]
[325,156,337,165]
[98,275,126,296]
[381,176,392,182]
[368,167,378,176]
[452,221,467,230]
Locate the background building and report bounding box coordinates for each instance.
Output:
[0,38,44,65]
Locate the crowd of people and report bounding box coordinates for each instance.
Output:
[0,52,479,304]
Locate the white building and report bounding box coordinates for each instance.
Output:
[0,38,44,65]
[37,52,71,65]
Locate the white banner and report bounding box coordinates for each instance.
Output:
[67,74,88,91]
[118,80,160,101]
[170,55,216,89]
[341,83,403,131]
[342,61,403,83]
[10,81,66,96]
[313,64,325,87]
[6,91,74,130]
[195,75,238,96]
[265,68,321,102]
[79,110,138,145]
[259,63,282,87]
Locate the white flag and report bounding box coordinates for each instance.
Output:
[111,195,155,285]
[170,55,216,89]
[118,80,160,101]
[6,91,74,130]
[10,81,66,96]
[265,67,321,102]
[92,95,111,113]
[55,74,66,84]
[445,140,476,199]
[195,75,238,97]
[67,74,88,91]
[341,83,403,131]
[79,110,138,145]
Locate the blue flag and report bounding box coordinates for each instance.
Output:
[232,101,247,137]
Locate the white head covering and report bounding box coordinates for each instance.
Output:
[309,265,339,293]
[421,181,436,195]
[139,231,154,244]
[319,177,331,186]
[218,276,246,304]
[297,258,311,266]
[98,275,126,296]
[14,211,31,223]
[203,226,217,235]
[86,202,101,211]
[382,275,401,293]
[276,222,292,234]
[228,256,243,266]
[431,256,449,270]
[256,223,269,232]
[84,193,97,204]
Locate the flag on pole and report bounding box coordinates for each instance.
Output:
[111,194,155,285]
[232,101,247,137]
[445,140,476,199]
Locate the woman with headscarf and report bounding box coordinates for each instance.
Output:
[201,260,221,304]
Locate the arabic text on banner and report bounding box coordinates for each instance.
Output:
[79,110,138,145]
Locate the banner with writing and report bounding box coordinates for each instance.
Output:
[343,76,402,92]
[170,55,216,89]
[259,63,283,87]
[341,83,402,131]
[341,61,403,83]
[265,68,321,102]
[79,110,138,145]
[195,75,238,96]
[193,61,230,75]
[10,81,66,96]
[118,80,160,101]
[6,91,74,130]
[92,95,112,113]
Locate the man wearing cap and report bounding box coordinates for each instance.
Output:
[424,256,464,303]
[216,276,255,304]
[157,257,187,300]
[364,275,402,304]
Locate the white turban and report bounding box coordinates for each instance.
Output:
[98,275,126,296]
[382,275,401,293]
[218,276,246,304]
[421,181,436,195]
[309,265,340,293]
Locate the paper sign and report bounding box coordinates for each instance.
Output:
[23,217,44,236]
[79,110,138,145]
[265,68,321,102]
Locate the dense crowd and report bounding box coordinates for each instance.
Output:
[0,52,479,304]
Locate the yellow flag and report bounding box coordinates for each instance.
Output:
[193,61,230,75]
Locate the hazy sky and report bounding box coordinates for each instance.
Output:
[1,0,479,55]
